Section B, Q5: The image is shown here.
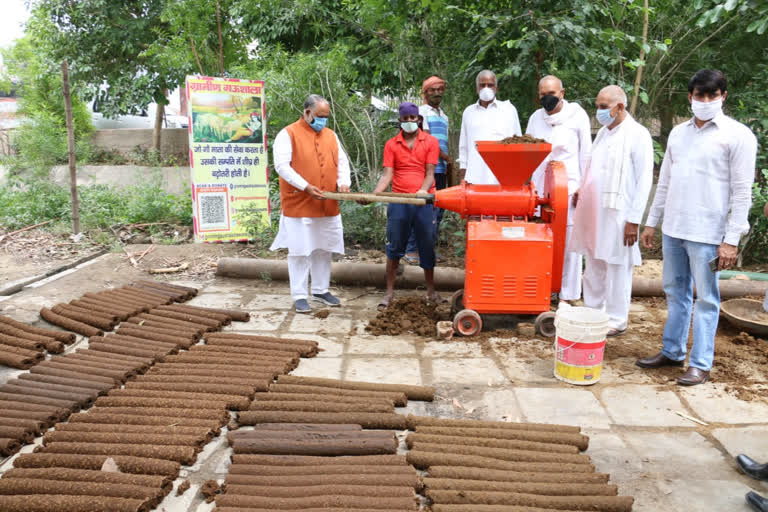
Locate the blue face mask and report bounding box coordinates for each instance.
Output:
[309,116,328,132]
[596,108,616,126]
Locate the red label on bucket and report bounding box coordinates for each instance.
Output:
[556,337,606,366]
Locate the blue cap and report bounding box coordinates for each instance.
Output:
[398,102,419,117]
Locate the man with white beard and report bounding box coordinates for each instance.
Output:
[570,85,654,336]
[526,75,592,306]
[270,94,351,313]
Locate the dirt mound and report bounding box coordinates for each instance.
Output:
[499,135,547,144]
[365,296,451,336]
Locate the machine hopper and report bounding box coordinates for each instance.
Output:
[475,141,552,187]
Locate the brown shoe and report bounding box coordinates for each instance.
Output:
[635,352,685,369]
[677,367,710,386]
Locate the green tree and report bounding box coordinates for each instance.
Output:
[0,30,93,179]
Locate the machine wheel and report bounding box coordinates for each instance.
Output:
[450,289,465,314]
[535,311,557,338]
[453,309,482,337]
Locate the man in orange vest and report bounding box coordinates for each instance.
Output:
[270,94,351,313]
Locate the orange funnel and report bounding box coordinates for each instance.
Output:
[475,141,552,187]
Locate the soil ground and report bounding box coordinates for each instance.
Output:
[0,242,767,511]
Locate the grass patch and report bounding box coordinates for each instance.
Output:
[0,179,192,234]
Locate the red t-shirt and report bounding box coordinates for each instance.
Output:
[382,130,439,193]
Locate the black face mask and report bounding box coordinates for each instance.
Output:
[540,94,560,112]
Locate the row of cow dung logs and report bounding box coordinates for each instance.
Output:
[216,431,421,511]
[0,315,75,370]
[37,280,201,337]
[0,303,284,511]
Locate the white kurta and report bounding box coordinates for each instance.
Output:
[459,99,522,185]
[526,101,592,301]
[269,127,352,257]
[526,100,592,197]
[571,115,654,266]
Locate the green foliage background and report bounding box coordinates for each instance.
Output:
[0,0,766,262]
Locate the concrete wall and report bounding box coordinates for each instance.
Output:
[50,165,191,196]
[91,128,189,156]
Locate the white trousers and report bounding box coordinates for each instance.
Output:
[560,224,583,301]
[583,254,633,330]
[287,249,332,301]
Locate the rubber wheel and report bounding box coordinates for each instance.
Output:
[450,289,465,314]
[535,311,557,337]
[453,309,482,337]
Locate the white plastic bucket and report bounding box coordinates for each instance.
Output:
[553,306,611,385]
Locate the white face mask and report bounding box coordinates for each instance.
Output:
[691,98,723,121]
[478,87,495,102]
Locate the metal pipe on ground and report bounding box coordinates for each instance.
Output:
[217,259,768,298]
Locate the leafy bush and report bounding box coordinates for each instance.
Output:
[733,62,768,266]
[0,34,94,180]
[0,181,71,229]
[0,180,192,232]
[4,113,93,179]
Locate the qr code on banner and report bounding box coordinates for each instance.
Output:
[197,190,229,231]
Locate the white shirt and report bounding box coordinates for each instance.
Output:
[459,99,522,184]
[570,115,654,266]
[646,113,757,246]
[526,100,592,197]
[269,124,351,256]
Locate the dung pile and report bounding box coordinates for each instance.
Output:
[500,135,547,144]
[365,297,451,336]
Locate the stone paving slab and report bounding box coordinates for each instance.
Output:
[657,478,754,511]
[600,385,692,426]
[288,356,344,379]
[514,387,613,428]
[713,426,768,459]
[584,430,641,482]
[245,294,295,310]
[620,431,734,480]
[1,250,767,511]
[289,312,352,333]
[478,388,524,422]
[345,356,423,384]
[429,357,506,385]
[347,335,417,355]
[422,340,486,358]
[680,383,768,423]
[231,311,288,331]
[186,292,244,309]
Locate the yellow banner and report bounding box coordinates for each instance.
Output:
[186,76,269,242]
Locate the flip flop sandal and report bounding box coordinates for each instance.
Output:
[425,293,446,304]
[377,296,393,311]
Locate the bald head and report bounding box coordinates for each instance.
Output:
[538,75,563,92]
[595,85,628,127]
[597,85,627,107]
[538,75,565,113]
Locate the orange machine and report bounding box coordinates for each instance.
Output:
[430,142,569,337]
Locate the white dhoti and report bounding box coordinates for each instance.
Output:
[270,214,344,300]
[583,254,633,330]
[570,115,654,331]
[526,102,592,302]
[560,200,582,301]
